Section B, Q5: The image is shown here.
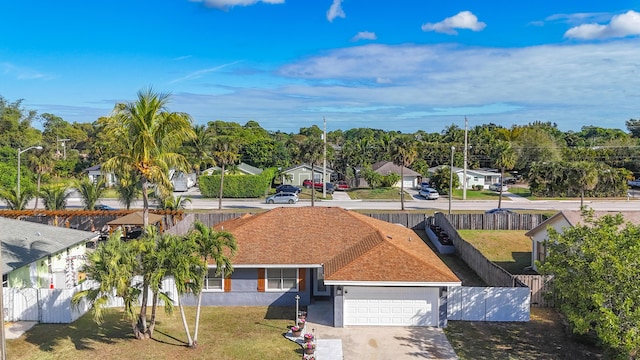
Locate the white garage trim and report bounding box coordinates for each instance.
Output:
[343,286,439,326]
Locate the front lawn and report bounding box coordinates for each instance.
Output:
[7,306,300,360]
[348,187,409,200]
[457,230,534,275]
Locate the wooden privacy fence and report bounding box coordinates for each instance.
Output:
[433,212,554,307]
[445,213,545,230]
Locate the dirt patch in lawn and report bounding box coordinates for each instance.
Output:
[445,308,604,359]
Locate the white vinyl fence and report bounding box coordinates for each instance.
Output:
[447,286,530,322]
[3,277,178,324]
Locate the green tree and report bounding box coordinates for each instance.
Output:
[75,177,106,210]
[115,171,141,210]
[493,141,517,209]
[300,137,324,206]
[430,166,460,195]
[539,210,640,359]
[187,221,237,347]
[0,187,34,210]
[390,135,418,210]
[361,166,382,189]
[211,135,240,210]
[101,88,194,339]
[569,161,599,209]
[40,185,70,210]
[26,148,54,209]
[102,88,195,227]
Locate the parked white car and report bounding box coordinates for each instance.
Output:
[418,188,440,200]
[265,192,299,204]
[489,183,508,192]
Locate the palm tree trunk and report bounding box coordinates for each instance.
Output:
[498,168,505,209]
[178,296,194,347]
[136,278,150,339]
[218,164,225,210]
[142,180,150,228]
[193,283,204,347]
[34,173,41,209]
[147,291,159,337]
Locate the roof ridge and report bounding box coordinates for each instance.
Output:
[323,231,385,277]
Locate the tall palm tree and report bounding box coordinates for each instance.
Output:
[40,185,70,210]
[211,135,240,210]
[102,87,195,227]
[75,177,106,210]
[300,137,324,206]
[0,187,34,210]
[571,161,599,209]
[188,221,237,348]
[390,136,418,211]
[493,141,517,209]
[26,149,53,209]
[101,87,195,339]
[187,124,212,175]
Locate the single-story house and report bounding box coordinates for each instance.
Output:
[84,164,117,187]
[427,166,501,190]
[281,164,335,187]
[371,161,421,189]
[202,162,263,176]
[186,207,461,327]
[525,210,640,272]
[0,217,98,289]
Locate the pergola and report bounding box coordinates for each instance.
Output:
[106,211,166,237]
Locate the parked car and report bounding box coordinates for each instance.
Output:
[95,204,117,210]
[303,179,323,188]
[489,183,508,192]
[417,181,431,190]
[314,182,335,194]
[335,180,350,191]
[418,188,440,200]
[275,184,301,194]
[265,192,299,204]
[485,208,516,214]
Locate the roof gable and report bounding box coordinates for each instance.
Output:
[371,161,421,176]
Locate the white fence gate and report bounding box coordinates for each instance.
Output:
[3,277,179,324]
[447,286,530,322]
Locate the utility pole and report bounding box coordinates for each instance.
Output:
[57,137,70,160]
[463,116,468,200]
[323,117,327,198]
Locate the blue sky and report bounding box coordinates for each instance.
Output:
[1,0,639,133]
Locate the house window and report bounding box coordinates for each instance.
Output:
[266,268,298,291]
[204,268,223,291]
[537,241,546,263]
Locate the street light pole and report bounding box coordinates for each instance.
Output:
[449,146,455,215]
[17,146,43,199]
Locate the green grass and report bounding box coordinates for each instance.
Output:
[348,187,409,200]
[6,306,300,360]
[457,230,534,275]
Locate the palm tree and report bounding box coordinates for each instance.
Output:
[187,124,212,175]
[390,136,418,211]
[26,149,54,209]
[75,177,106,210]
[102,87,195,227]
[101,88,195,339]
[300,137,324,206]
[570,161,599,209]
[72,230,140,327]
[0,187,34,210]
[188,221,237,347]
[493,141,517,209]
[115,171,141,210]
[211,135,240,210]
[40,185,70,210]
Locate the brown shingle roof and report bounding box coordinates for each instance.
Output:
[214,207,460,284]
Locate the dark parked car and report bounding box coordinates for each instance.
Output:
[485,208,516,214]
[276,184,301,194]
[95,204,117,210]
[314,182,335,194]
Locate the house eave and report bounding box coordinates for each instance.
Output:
[324,280,462,287]
[231,264,323,268]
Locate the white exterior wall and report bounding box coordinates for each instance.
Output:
[530,217,571,271]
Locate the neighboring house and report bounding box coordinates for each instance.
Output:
[281,164,335,187]
[525,210,640,272]
[84,164,117,187]
[202,162,263,176]
[427,166,501,190]
[186,207,461,327]
[0,217,98,289]
[371,161,421,189]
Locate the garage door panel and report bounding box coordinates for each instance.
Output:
[343,286,439,326]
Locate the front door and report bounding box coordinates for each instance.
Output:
[313,268,330,296]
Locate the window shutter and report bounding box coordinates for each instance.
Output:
[257,268,265,292]
[224,276,232,292]
[298,268,306,291]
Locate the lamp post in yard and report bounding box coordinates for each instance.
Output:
[17,146,43,197]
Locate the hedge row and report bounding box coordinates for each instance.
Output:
[199,168,275,198]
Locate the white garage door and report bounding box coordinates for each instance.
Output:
[343,286,439,326]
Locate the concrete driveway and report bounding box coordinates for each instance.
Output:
[306,302,458,360]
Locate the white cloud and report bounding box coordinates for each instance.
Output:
[564,10,640,40]
[327,0,345,22]
[1,62,50,80]
[191,0,284,10]
[421,11,486,35]
[169,61,241,84]
[351,31,377,41]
